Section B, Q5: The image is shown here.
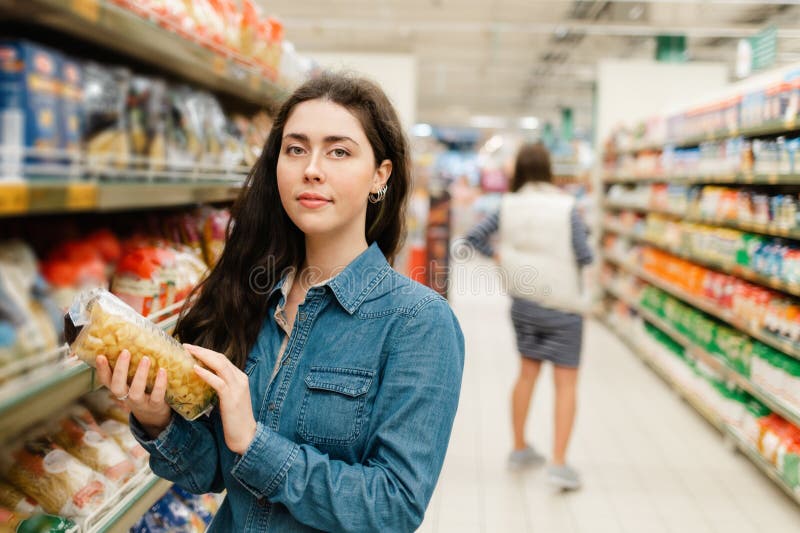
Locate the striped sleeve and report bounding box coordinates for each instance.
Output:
[570,207,593,267]
[463,211,500,258]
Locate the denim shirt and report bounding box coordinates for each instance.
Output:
[131,243,465,532]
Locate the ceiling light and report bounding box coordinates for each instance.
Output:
[519,117,539,130]
[469,115,508,129]
[412,123,433,137]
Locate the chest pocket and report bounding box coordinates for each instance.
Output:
[298,367,374,446]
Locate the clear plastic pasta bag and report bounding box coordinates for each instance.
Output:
[49,406,136,487]
[0,431,110,522]
[65,288,216,420]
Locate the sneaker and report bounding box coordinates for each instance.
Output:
[507,445,545,470]
[547,463,582,490]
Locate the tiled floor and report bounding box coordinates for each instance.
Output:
[418,257,800,533]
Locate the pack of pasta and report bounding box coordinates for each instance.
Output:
[65,288,216,420]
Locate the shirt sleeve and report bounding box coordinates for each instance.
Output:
[229,296,465,532]
[570,207,594,267]
[462,211,500,257]
[130,410,225,494]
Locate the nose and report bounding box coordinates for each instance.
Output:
[304,152,325,183]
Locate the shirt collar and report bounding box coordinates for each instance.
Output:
[267,242,391,315]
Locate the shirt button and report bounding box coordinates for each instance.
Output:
[268,402,277,411]
[282,357,290,366]
[258,497,268,507]
[298,312,307,321]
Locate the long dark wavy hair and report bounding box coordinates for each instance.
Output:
[175,73,411,369]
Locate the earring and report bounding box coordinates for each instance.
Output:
[369,184,388,204]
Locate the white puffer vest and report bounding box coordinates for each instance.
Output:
[499,183,587,313]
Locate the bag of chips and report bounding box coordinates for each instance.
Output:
[65,288,216,420]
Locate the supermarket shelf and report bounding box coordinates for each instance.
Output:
[602,251,800,362]
[605,283,800,428]
[0,302,187,441]
[604,202,800,243]
[601,315,800,506]
[0,181,243,217]
[603,173,800,186]
[0,0,288,106]
[602,222,800,298]
[726,427,800,506]
[0,358,92,442]
[601,317,724,431]
[603,201,682,218]
[89,473,173,533]
[615,118,800,156]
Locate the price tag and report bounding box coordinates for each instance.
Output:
[71,0,100,23]
[66,182,97,210]
[212,56,227,76]
[0,182,29,215]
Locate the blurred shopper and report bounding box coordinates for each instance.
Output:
[462,143,592,490]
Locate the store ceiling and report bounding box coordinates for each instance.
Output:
[263,0,800,135]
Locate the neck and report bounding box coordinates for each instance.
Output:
[301,233,369,284]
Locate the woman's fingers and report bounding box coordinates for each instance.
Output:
[149,368,168,404]
[109,350,131,397]
[184,344,232,378]
[127,356,151,402]
[95,355,112,388]
[193,364,225,393]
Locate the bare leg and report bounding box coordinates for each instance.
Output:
[552,365,579,465]
[511,357,543,450]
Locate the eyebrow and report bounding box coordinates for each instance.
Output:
[283,133,360,146]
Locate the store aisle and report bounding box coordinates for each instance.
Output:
[418,257,800,533]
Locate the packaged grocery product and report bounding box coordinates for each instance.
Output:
[0,39,63,172]
[96,417,148,468]
[82,389,129,424]
[58,58,82,159]
[0,481,41,514]
[65,288,216,420]
[50,405,135,486]
[130,489,206,533]
[83,63,131,170]
[0,241,62,356]
[170,486,217,526]
[200,208,230,267]
[0,506,77,533]
[0,432,110,521]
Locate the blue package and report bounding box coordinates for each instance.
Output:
[58,57,82,158]
[0,39,63,171]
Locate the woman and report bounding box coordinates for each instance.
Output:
[95,73,465,532]
[463,143,592,490]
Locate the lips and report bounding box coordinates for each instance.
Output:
[297,192,332,209]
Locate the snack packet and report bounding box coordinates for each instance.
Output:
[65,289,216,420]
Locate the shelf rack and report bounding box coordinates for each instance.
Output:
[600,314,800,506]
[0,0,289,106]
[602,222,800,298]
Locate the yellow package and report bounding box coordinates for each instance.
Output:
[66,289,216,420]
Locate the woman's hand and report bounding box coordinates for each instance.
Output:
[95,350,172,439]
[184,344,257,455]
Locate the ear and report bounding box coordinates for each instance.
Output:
[372,159,393,192]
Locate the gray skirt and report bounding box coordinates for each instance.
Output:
[510,298,583,368]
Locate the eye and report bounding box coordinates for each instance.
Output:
[330,148,350,158]
[286,145,306,156]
